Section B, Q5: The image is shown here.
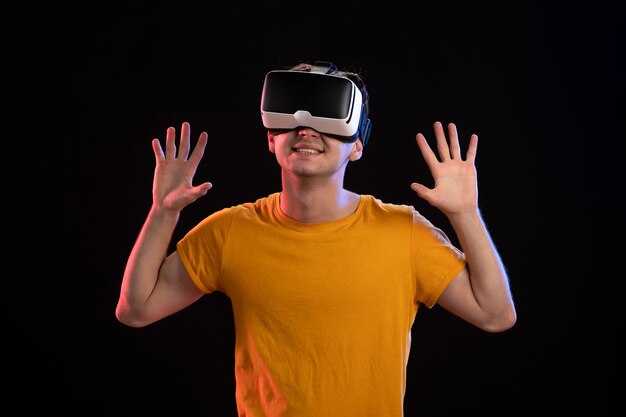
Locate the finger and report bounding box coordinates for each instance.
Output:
[188,131,208,167]
[448,123,461,160]
[410,182,431,201]
[466,134,478,162]
[165,126,176,159]
[194,182,213,198]
[152,138,165,161]
[178,122,191,160]
[434,121,451,161]
[415,133,439,170]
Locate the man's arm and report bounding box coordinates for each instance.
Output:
[411,122,516,333]
[436,211,516,332]
[116,122,211,328]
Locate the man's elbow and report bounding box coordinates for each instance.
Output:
[115,303,151,328]
[481,307,517,333]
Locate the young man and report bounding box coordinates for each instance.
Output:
[116,62,516,416]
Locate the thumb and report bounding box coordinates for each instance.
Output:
[410,182,430,200]
[194,182,213,197]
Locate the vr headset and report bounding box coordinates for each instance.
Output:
[260,63,372,146]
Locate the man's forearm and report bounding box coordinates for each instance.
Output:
[448,209,515,319]
[116,206,181,320]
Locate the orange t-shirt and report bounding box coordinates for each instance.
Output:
[177,193,466,417]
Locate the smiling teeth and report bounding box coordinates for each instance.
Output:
[296,149,320,154]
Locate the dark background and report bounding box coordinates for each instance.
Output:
[9,2,623,416]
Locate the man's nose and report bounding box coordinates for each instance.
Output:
[297,126,320,138]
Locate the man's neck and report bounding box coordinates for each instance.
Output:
[279,179,360,224]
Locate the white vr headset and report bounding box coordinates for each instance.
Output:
[260,63,372,145]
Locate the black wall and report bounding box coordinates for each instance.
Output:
[11,2,624,415]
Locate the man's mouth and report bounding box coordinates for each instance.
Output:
[293,148,322,154]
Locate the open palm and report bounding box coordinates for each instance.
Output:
[411,122,478,216]
[151,122,212,212]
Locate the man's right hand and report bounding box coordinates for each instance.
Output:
[151,121,212,212]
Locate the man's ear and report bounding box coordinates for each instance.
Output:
[267,131,276,153]
[349,139,363,161]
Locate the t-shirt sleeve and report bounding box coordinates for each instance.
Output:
[411,209,467,308]
[176,206,236,294]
